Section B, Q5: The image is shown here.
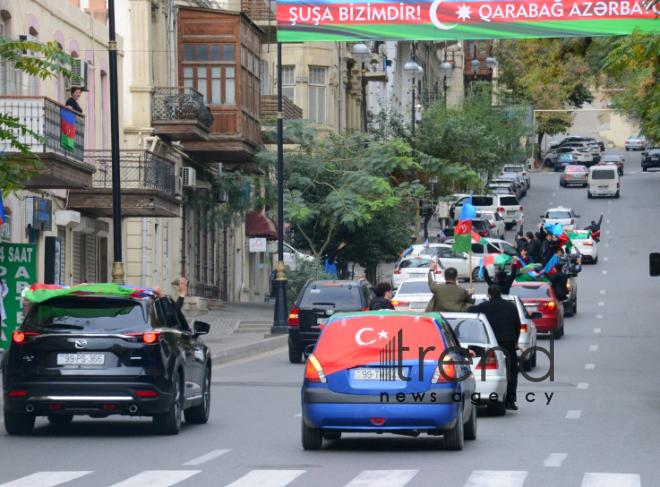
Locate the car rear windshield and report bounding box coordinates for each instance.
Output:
[566,166,586,172]
[510,286,551,299]
[546,211,571,219]
[397,281,432,295]
[591,170,616,180]
[472,220,489,231]
[445,318,489,345]
[499,197,519,206]
[23,297,149,333]
[400,258,433,269]
[470,196,494,206]
[601,156,621,162]
[503,166,522,172]
[300,285,361,308]
[557,154,574,160]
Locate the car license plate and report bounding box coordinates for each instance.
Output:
[525,306,538,312]
[317,318,328,325]
[353,368,406,381]
[57,353,105,365]
[598,185,608,188]
[411,302,427,309]
[507,211,516,215]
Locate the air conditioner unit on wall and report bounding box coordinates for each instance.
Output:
[18,35,38,58]
[180,167,197,188]
[70,59,89,88]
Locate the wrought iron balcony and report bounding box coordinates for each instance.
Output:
[0,96,94,189]
[151,87,214,140]
[68,150,181,217]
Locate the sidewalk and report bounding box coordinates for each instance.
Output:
[184,302,287,366]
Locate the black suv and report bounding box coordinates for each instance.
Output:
[288,279,373,363]
[2,294,212,435]
[642,148,660,171]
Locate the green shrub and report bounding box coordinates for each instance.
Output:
[285,257,334,312]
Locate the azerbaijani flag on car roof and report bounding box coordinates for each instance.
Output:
[23,283,155,303]
[313,313,446,377]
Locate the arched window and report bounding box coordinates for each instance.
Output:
[53,31,65,102]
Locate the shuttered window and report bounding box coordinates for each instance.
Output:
[72,232,82,284]
[57,226,66,284]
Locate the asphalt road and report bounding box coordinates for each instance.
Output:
[1,147,659,487]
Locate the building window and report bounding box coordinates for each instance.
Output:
[308,66,326,124]
[181,43,237,105]
[282,66,295,103]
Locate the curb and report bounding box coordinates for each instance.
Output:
[209,335,288,365]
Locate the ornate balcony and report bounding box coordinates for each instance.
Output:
[68,150,181,217]
[0,97,94,189]
[151,87,214,141]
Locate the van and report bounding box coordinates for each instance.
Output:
[454,194,522,229]
[587,166,620,198]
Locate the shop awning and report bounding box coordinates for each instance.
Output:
[245,212,278,241]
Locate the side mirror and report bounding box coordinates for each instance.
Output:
[575,215,581,218]
[303,344,315,360]
[530,312,543,320]
[193,321,211,336]
[650,253,660,277]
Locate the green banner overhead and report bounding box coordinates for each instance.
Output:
[276,0,660,41]
[0,244,37,349]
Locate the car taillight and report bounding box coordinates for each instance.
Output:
[522,172,527,176]
[362,308,369,311]
[305,355,327,383]
[547,301,556,310]
[497,207,505,212]
[587,184,590,188]
[570,219,574,225]
[289,307,300,326]
[391,301,409,307]
[12,331,39,343]
[520,324,528,333]
[584,241,593,246]
[476,350,498,370]
[566,282,571,291]
[566,175,572,178]
[136,391,158,397]
[617,182,620,188]
[500,172,504,175]
[434,269,443,275]
[479,230,488,236]
[432,356,455,382]
[394,269,402,274]
[9,390,27,397]
[125,332,163,343]
[520,206,523,211]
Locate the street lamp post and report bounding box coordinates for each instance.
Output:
[350,42,372,134]
[404,47,423,184]
[107,0,124,284]
[271,42,288,335]
[440,52,453,107]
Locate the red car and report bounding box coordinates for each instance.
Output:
[510,282,565,339]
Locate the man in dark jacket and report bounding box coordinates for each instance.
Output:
[369,282,395,310]
[467,285,522,410]
[482,256,519,294]
[546,263,569,301]
[538,224,559,266]
[153,277,189,329]
[526,232,540,263]
[515,218,527,252]
[584,212,604,242]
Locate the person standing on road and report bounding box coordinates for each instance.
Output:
[544,263,569,302]
[369,282,395,310]
[539,224,559,266]
[437,199,450,229]
[482,256,519,294]
[515,217,527,252]
[425,265,475,312]
[526,232,540,263]
[467,285,522,410]
[584,212,604,242]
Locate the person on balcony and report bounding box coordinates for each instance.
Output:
[66,87,83,113]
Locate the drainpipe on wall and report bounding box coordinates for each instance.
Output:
[169,0,176,87]
[338,42,344,134]
[142,217,147,287]
[223,226,228,301]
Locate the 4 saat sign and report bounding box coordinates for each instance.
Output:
[0,244,37,349]
[277,0,660,42]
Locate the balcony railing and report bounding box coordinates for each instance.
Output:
[189,282,221,299]
[0,97,85,164]
[84,150,176,194]
[261,95,303,123]
[241,0,276,21]
[152,87,214,129]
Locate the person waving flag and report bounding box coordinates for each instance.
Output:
[452,197,478,286]
[423,238,430,249]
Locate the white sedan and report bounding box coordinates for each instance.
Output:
[417,244,481,281]
[569,232,598,264]
[442,312,509,416]
[541,207,580,230]
[391,277,437,311]
[283,243,315,270]
[392,256,442,290]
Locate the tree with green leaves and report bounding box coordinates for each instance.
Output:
[602,30,660,145]
[0,37,80,193]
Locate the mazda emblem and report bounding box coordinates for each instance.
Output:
[74,339,87,349]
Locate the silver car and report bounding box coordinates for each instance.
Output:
[559,165,588,187]
[391,277,435,311]
[541,206,580,230]
[442,312,509,416]
[500,164,531,189]
[473,295,538,372]
[497,172,526,197]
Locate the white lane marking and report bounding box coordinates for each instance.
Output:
[606,219,610,224]
[598,302,604,306]
[602,270,608,274]
[552,193,556,196]
[605,243,609,247]
[581,473,641,487]
[600,290,606,294]
[463,471,528,487]
[596,314,603,319]
[594,328,601,333]
[183,449,230,466]
[606,230,610,235]
[607,210,611,213]
[630,171,637,174]
[566,410,582,419]
[544,453,568,467]
[294,413,302,417]
[608,201,612,205]
[0,472,92,487]
[344,470,419,487]
[585,364,596,370]
[108,471,201,487]
[549,201,553,204]
[225,471,306,487]
[604,257,609,261]
[577,383,589,389]
[555,186,559,189]
[590,345,599,351]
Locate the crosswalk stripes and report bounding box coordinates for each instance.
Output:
[223,470,306,487]
[107,471,201,487]
[343,470,419,487]
[0,472,92,487]
[182,449,230,466]
[463,471,528,487]
[581,473,641,487]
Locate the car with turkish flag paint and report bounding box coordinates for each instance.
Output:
[301,311,477,450]
[510,282,565,339]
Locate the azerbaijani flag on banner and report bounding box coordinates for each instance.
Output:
[479,253,512,279]
[23,283,155,303]
[471,231,488,246]
[452,197,477,254]
[60,107,76,152]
